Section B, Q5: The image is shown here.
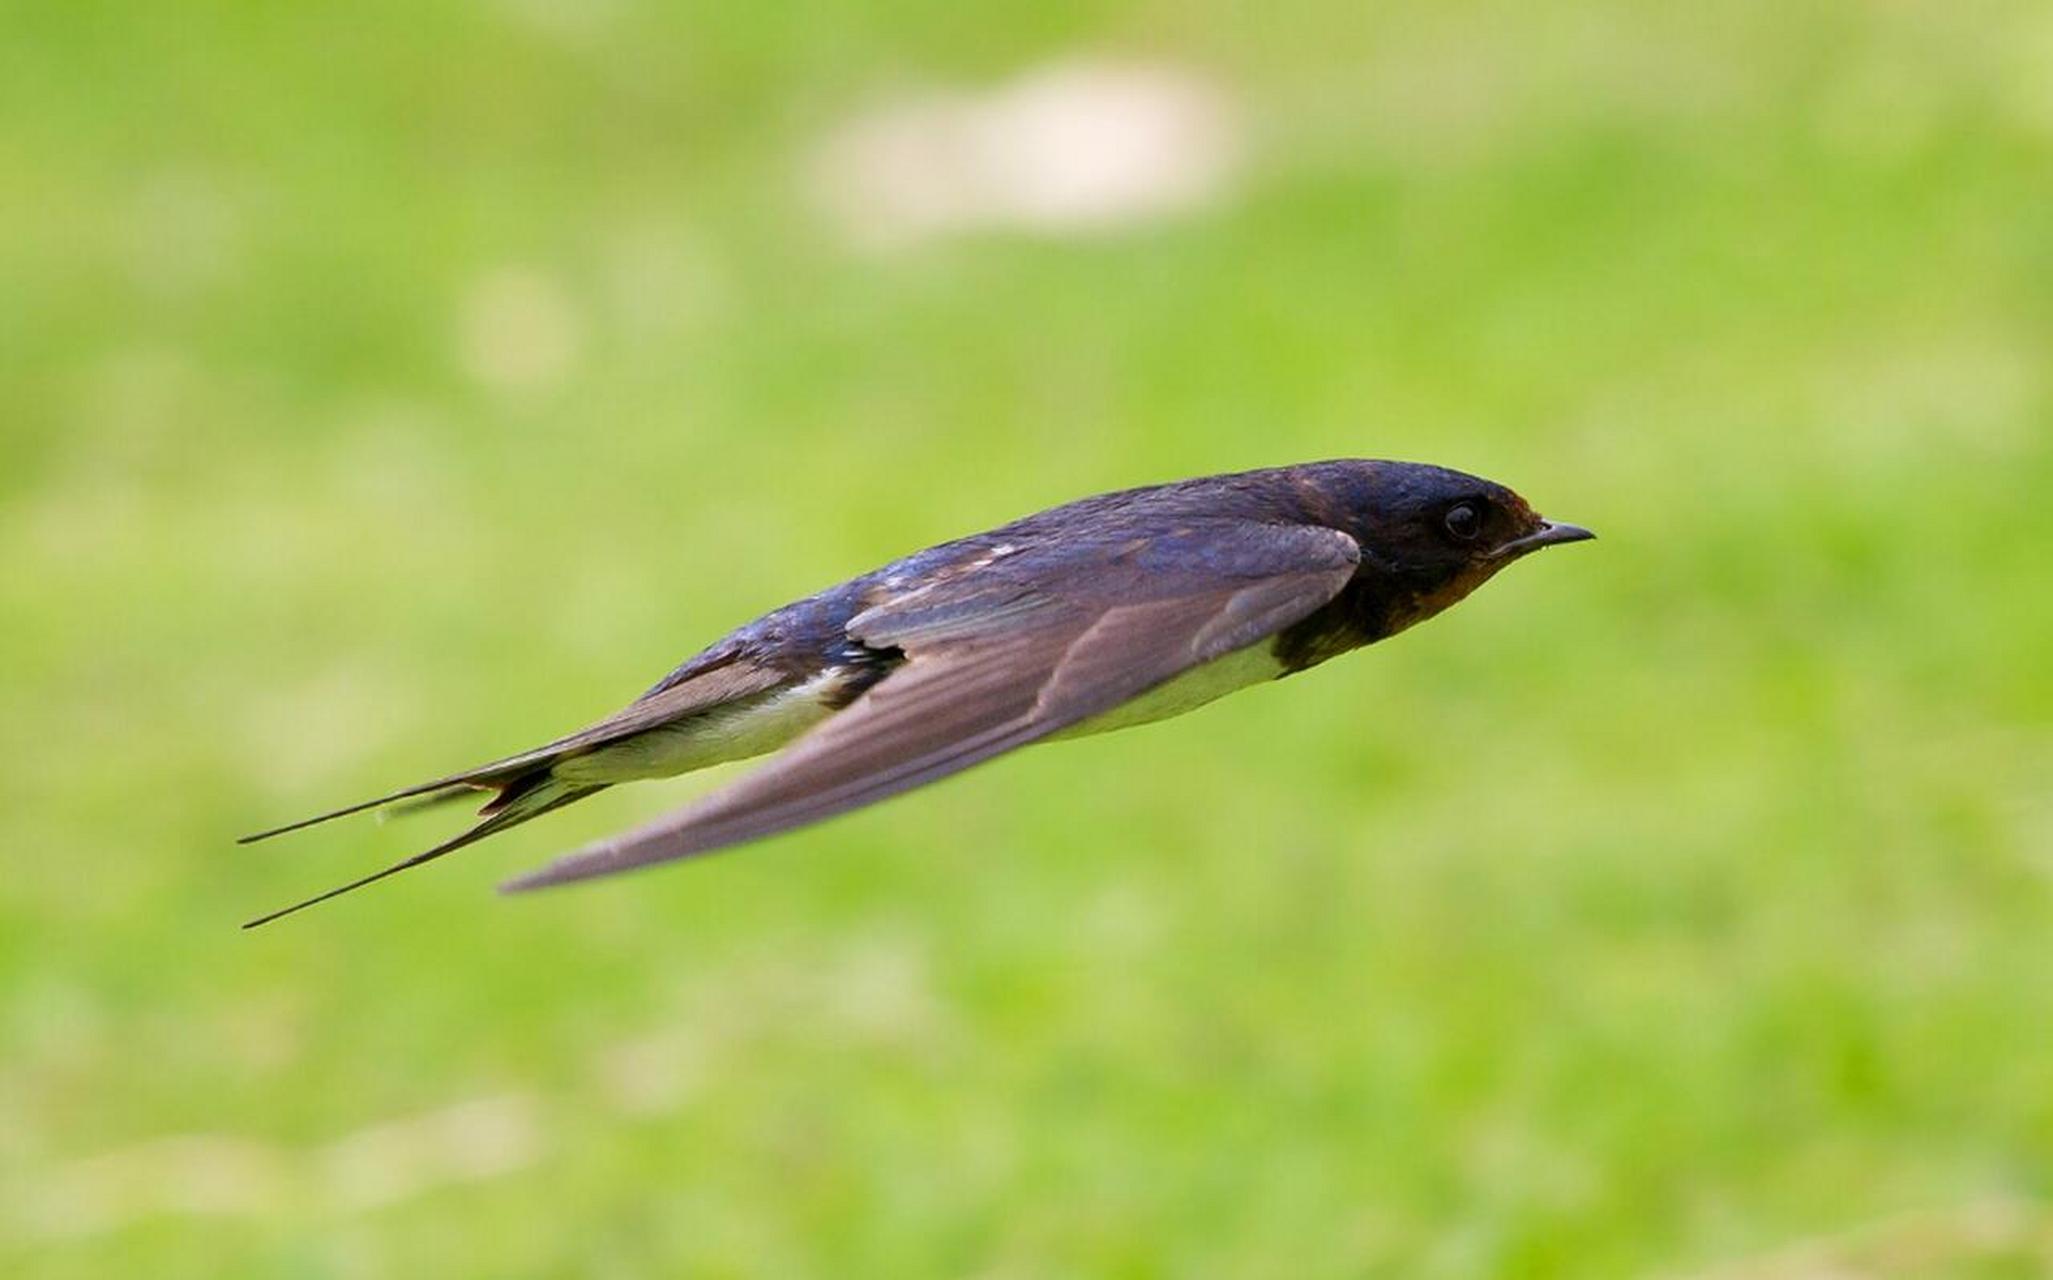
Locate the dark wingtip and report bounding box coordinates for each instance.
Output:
[496,866,558,895]
[496,848,614,895]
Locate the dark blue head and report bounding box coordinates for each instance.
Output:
[1314,459,1594,635]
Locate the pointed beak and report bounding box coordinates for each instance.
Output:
[1494,520,1596,559]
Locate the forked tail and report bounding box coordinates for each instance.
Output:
[241,775,604,928]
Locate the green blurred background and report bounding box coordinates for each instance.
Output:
[5,1,2053,1276]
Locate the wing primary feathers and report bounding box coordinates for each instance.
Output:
[498,651,1042,892]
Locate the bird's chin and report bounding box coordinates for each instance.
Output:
[1378,562,1505,639]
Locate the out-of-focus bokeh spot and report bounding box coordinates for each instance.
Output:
[458,268,586,396]
[808,59,1242,249]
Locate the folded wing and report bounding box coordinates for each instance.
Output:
[502,522,1360,891]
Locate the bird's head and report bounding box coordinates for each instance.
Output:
[1337,460,1594,637]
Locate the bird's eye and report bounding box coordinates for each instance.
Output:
[1443,503,1482,541]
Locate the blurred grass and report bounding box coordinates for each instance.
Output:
[4,0,2053,1276]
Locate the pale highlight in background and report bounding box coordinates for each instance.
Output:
[807,59,1243,250]
[458,267,586,396]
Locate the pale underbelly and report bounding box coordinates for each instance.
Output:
[556,641,1285,784]
[551,674,844,784]
[1052,641,1285,740]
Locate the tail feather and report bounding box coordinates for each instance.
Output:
[241,779,603,928]
[235,656,800,925]
[236,774,495,845]
[377,788,485,823]
[235,728,620,845]
[240,659,794,846]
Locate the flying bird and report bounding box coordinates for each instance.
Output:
[242,460,1592,926]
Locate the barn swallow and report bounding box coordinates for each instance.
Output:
[242,459,1592,926]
